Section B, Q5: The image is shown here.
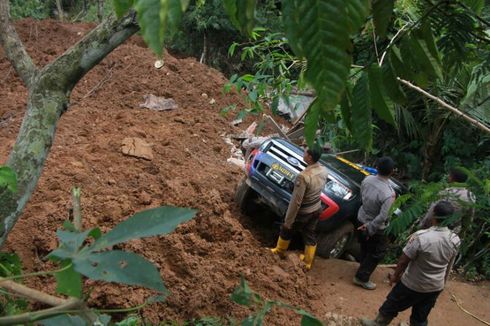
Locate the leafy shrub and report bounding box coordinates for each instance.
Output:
[385,161,490,279]
[9,0,51,20]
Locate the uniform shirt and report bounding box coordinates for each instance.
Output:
[357,175,396,236]
[284,162,328,227]
[419,187,475,233]
[402,226,460,293]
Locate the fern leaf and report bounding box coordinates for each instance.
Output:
[304,98,322,148]
[351,72,372,150]
[372,0,395,39]
[409,32,442,80]
[368,64,395,126]
[462,0,485,14]
[382,56,407,105]
[389,46,412,81]
[340,91,353,132]
[135,0,187,57]
[283,0,353,110]
[346,0,370,35]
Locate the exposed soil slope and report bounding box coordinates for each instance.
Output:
[1,19,488,325]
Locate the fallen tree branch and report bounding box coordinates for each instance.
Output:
[397,78,490,134]
[0,277,66,306]
[0,297,83,325]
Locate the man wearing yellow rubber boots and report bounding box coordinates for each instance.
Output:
[271,145,328,270]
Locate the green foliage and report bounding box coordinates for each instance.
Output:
[351,72,372,151]
[54,261,82,297]
[49,206,196,294]
[0,253,28,317]
[90,206,196,251]
[0,203,195,323]
[0,166,18,236]
[372,0,395,38]
[74,250,167,292]
[0,166,17,193]
[346,0,370,35]
[129,0,189,57]
[231,277,323,325]
[115,315,142,326]
[386,183,445,235]
[386,163,490,279]
[113,0,135,17]
[40,314,100,326]
[223,0,257,37]
[368,64,395,126]
[224,29,305,118]
[282,0,354,121]
[8,0,51,20]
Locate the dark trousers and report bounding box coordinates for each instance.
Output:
[280,211,319,246]
[380,281,441,326]
[355,232,388,282]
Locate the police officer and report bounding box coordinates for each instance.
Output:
[354,157,396,290]
[361,200,460,326]
[419,167,475,234]
[270,145,328,270]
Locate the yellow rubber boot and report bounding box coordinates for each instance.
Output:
[271,236,290,258]
[299,245,317,270]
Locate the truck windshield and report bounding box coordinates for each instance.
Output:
[320,155,366,186]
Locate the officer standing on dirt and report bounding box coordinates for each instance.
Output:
[361,200,460,326]
[354,157,396,290]
[419,167,475,235]
[270,145,328,270]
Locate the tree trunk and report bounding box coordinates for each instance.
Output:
[97,0,104,22]
[421,113,449,180]
[0,2,139,246]
[199,32,207,64]
[55,0,64,21]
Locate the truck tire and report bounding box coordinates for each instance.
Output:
[316,222,354,258]
[235,177,259,215]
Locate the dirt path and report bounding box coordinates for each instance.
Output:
[306,258,490,325]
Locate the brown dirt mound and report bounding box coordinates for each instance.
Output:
[0,19,310,324]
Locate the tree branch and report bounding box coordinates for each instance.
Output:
[0,277,66,306]
[0,13,140,247]
[397,78,490,134]
[41,12,139,93]
[0,297,83,325]
[0,0,38,87]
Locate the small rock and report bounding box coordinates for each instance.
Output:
[201,93,208,99]
[71,161,84,168]
[139,94,177,111]
[174,117,187,124]
[230,118,243,126]
[209,98,216,104]
[108,179,116,185]
[139,191,152,205]
[121,137,154,160]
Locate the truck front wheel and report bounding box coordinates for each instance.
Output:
[235,177,260,215]
[316,222,354,258]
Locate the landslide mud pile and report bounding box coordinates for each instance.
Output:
[0,19,316,324]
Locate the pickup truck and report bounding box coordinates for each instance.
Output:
[235,138,405,258]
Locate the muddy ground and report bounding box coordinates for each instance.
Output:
[1,20,489,325]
